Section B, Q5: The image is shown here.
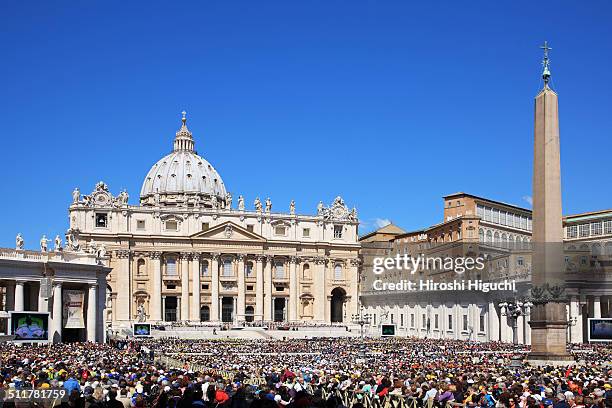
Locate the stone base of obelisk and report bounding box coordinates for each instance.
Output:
[527,302,574,365]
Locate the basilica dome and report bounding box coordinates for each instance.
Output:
[140,112,228,208]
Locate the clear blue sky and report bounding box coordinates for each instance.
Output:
[1,1,611,249]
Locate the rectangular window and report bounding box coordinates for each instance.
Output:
[567,225,578,238]
[201,284,209,290]
[500,212,506,225]
[477,204,484,218]
[527,217,532,231]
[166,258,177,275]
[95,213,108,228]
[201,222,209,231]
[166,284,176,290]
[223,260,233,276]
[422,314,426,327]
[579,224,590,237]
[136,220,145,230]
[479,315,485,332]
[333,225,343,239]
[463,314,468,331]
[275,286,284,292]
[247,285,254,291]
[166,220,178,231]
[274,226,286,236]
[484,207,491,222]
[520,216,527,230]
[448,314,453,330]
[303,228,310,237]
[604,220,612,234]
[246,225,254,232]
[492,209,499,224]
[400,313,404,327]
[580,256,587,265]
[591,222,602,236]
[411,313,415,328]
[517,257,524,267]
[275,263,284,279]
[434,314,439,329]
[200,262,209,277]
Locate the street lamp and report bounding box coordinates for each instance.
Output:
[351,305,372,339]
[498,300,533,345]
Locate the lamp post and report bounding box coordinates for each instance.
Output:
[351,304,372,339]
[498,300,532,345]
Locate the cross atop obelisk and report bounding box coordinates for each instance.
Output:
[540,41,552,86]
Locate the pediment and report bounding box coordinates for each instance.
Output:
[190,221,266,242]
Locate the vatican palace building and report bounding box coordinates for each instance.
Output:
[67,114,360,327]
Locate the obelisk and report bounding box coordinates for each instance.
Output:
[528,42,572,362]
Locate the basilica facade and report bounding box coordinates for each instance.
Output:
[67,114,360,327]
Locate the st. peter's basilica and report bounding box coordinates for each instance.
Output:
[66,113,360,328]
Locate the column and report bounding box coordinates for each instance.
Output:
[38,282,48,312]
[517,314,525,344]
[14,281,25,312]
[500,312,512,342]
[190,254,201,321]
[524,306,532,345]
[180,253,189,321]
[314,258,326,321]
[289,257,298,321]
[150,252,162,321]
[236,255,246,322]
[349,259,359,321]
[211,253,220,322]
[115,250,131,321]
[255,256,264,321]
[594,296,602,318]
[51,283,62,343]
[263,256,272,321]
[488,302,500,341]
[570,296,582,343]
[87,284,97,342]
[162,296,166,321]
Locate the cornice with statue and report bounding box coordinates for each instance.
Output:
[69,181,359,224]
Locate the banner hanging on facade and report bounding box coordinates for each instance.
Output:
[63,290,85,329]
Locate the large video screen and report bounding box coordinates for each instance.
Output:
[10,312,49,341]
[133,323,151,337]
[381,324,396,336]
[589,318,612,342]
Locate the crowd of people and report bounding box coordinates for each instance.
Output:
[0,338,611,408]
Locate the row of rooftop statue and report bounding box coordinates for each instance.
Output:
[69,181,358,221]
[14,232,107,258]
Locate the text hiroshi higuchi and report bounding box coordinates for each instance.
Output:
[372,279,517,293]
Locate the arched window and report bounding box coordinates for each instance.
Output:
[200,306,210,322]
[334,264,342,280]
[302,264,311,280]
[200,260,209,277]
[501,233,507,249]
[223,259,233,276]
[479,229,484,242]
[275,261,285,279]
[245,261,254,277]
[137,259,146,275]
[509,235,515,250]
[493,232,500,246]
[486,230,492,244]
[166,256,177,275]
